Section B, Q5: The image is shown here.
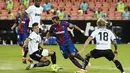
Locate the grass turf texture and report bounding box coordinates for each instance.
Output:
[0,44,130,73]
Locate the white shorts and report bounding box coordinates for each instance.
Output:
[41,49,48,56]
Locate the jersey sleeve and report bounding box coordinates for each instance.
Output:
[90,30,97,39]
[110,31,116,41]
[25,6,33,14]
[49,25,54,34]
[64,21,73,27]
[29,32,36,40]
[41,6,44,11]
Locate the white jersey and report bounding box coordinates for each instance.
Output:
[25,5,43,28]
[28,32,41,54]
[90,28,116,50]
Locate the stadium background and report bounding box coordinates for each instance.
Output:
[0,0,130,73]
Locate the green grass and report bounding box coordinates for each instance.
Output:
[0,44,130,73]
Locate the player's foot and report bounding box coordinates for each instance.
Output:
[22,58,27,64]
[26,64,34,70]
[122,72,125,73]
[51,64,63,72]
[75,69,87,73]
[28,58,33,64]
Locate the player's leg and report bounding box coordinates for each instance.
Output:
[105,50,125,73]
[26,57,50,70]
[69,56,83,69]
[21,34,28,64]
[22,33,33,64]
[41,49,63,72]
[26,51,50,70]
[17,33,27,64]
[76,49,101,73]
[68,42,84,61]
[113,60,125,73]
[74,52,91,73]
[60,44,82,68]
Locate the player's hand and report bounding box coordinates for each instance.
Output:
[80,30,85,34]
[11,27,14,30]
[114,50,118,55]
[44,38,48,44]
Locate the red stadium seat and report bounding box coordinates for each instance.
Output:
[108,16,115,20]
[70,15,78,20]
[115,16,122,20]
[84,15,93,20]
[77,15,85,20]
[0,15,8,20]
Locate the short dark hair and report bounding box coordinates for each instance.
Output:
[32,23,38,27]
[52,16,59,20]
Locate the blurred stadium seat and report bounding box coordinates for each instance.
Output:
[0,0,129,20]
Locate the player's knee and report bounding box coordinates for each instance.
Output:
[48,50,55,56]
[40,57,48,62]
[44,60,50,66]
[68,53,75,58]
[37,60,50,67]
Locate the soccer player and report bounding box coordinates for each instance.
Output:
[19,0,43,63]
[19,0,43,31]
[23,23,62,72]
[76,18,125,73]
[46,16,85,69]
[11,7,33,64]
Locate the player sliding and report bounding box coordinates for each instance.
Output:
[46,16,86,69]
[23,23,62,72]
[76,18,125,73]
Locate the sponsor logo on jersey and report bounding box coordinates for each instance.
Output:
[35,13,41,16]
[55,31,65,34]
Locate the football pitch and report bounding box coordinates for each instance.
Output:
[0,44,130,73]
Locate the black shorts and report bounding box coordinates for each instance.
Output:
[30,50,43,62]
[90,49,115,61]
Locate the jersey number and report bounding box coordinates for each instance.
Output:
[98,32,108,41]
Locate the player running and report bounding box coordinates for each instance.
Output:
[76,18,125,73]
[23,23,62,72]
[11,7,33,64]
[46,16,86,69]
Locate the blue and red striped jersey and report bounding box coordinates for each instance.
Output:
[50,21,73,45]
[15,12,29,34]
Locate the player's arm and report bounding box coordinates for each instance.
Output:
[111,31,118,54]
[45,26,53,42]
[78,36,93,54]
[46,32,51,39]
[11,16,18,30]
[69,24,84,34]
[44,32,51,43]
[23,38,31,47]
[11,23,17,30]
[112,39,118,54]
